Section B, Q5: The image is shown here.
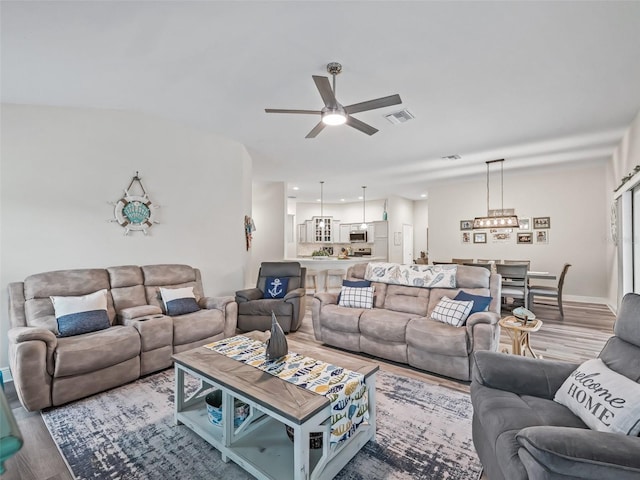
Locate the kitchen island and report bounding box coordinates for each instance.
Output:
[285,256,385,292]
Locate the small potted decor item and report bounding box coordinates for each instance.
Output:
[205,390,250,428]
[265,312,288,361]
[311,249,330,259]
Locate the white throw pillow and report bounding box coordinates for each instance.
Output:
[50,289,111,337]
[338,286,374,309]
[430,296,474,327]
[554,358,640,435]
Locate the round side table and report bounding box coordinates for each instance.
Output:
[499,316,544,358]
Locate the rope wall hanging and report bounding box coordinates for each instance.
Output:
[110,171,160,235]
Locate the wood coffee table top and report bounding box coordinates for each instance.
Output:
[172,336,379,425]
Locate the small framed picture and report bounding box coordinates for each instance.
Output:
[473,232,487,244]
[461,232,471,244]
[536,230,549,244]
[533,217,550,229]
[517,232,533,244]
[518,217,531,230]
[460,220,473,231]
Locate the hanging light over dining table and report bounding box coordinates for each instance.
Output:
[473,159,519,229]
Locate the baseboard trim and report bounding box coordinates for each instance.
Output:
[563,295,608,304]
[0,366,13,383]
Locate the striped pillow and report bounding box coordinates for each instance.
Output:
[430,296,474,327]
[160,286,200,316]
[51,289,111,337]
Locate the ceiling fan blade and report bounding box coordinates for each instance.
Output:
[265,108,321,115]
[312,75,338,108]
[344,94,402,114]
[346,116,378,136]
[305,121,326,139]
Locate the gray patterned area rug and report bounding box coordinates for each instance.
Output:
[41,369,482,480]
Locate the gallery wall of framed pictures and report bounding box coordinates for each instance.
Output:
[460,216,550,245]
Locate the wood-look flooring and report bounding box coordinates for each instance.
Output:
[3,299,616,480]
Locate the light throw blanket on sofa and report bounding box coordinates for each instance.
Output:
[364,262,457,288]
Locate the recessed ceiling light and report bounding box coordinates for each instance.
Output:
[316,198,321,202]
[292,186,299,190]
[340,198,345,202]
[420,194,427,198]
[358,196,363,200]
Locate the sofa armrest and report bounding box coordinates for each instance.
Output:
[466,310,499,327]
[314,292,339,305]
[118,305,163,321]
[517,426,640,479]
[472,350,579,399]
[199,295,235,311]
[283,287,305,301]
[7,327,56,411]
[235,288,263,303]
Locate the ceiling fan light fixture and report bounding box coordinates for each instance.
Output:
[321,111,347,126]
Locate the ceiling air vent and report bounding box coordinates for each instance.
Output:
[384,109,414,124]
[441,154,462,160]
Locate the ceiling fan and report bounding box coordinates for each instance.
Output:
[265,62,402,138]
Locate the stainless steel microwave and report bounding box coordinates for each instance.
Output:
[349,230,367,243]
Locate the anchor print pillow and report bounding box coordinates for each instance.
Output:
[263,277,289,299]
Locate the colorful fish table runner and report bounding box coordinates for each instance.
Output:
[204,335,369,445]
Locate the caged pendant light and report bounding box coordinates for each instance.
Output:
[360,186,368,230]
[473,159,519,229]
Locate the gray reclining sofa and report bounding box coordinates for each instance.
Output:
[8,264,237,411]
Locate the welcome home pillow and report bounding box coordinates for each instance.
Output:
[454,290,492,314]
[430,296,474,327]
[263,277,289,299]
[50,289,111,337]
[159,286,200,316]
[554,358,640,435]
[338,286,374,309]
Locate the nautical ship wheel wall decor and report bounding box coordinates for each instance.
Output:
[110,172,160,235]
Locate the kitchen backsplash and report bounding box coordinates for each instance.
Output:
[297,242,372,257]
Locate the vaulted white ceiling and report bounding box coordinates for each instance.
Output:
[2,1,640,202]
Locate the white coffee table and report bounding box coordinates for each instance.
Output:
[172,337,379,480]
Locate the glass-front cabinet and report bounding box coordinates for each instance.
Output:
[313,217,333,242]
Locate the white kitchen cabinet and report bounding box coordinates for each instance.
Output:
[373,237,388,260]
[373,221,388,238]
[339,223,352,243]
[298,224,307,243]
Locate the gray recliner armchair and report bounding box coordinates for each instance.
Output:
[471,292,640,480]
[235,262,306,333]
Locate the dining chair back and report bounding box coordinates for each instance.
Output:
[451,258,473,264]
[528,263,572,318]
[463,262,493,272]
[503,260,531,268]
[496,263,529,309]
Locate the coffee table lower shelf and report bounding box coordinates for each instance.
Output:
[174,363,376,480]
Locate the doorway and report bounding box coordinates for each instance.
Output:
[402,224,414,264]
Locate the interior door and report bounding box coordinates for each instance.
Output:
[402,224,413,264]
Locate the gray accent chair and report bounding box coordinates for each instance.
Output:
[7,264,237,412]
[471,292,640,480]
[235,262,307,333]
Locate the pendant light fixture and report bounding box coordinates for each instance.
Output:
[318,181,325,228]
[473,159,519,229]
[360,186,368,230]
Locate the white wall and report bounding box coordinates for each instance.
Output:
[249,181,287,286]
[428,162,609,302]
[413,199,429,259]
[0,104,253,370]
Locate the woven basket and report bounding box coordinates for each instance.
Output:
[285,425,323,449]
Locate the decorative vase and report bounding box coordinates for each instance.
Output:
[382,211,388,221]
[265,312,288,361]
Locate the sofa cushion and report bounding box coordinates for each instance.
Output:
[319,304,363,334]
[406,317,470,356]
[359,309,415,343]
[430,296,474,327]
[365,262,457,288]
[51,289,111,337]
[237,298,293,317]
[383,284,430,316]
[160,286,200,316]
[173,308,225,346]
[54,325,141,377]
[339,286,374,309]
[554,358,640,435]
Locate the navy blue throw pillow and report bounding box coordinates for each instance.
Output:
[263,277,289,299]
[454,290,492,314]
[337,279,372,303]
[57,310,111,337]
[166,297,200,316]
